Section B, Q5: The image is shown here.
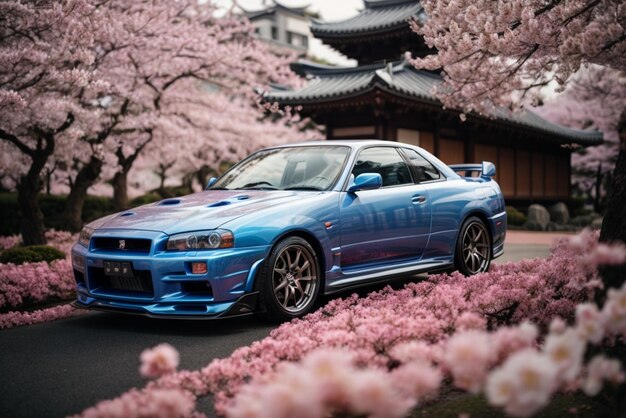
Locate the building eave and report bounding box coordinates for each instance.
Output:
[263,62,604,147]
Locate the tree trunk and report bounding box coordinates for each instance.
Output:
[17,173,46,245]
[594,164,602,213]
[64,156,103,232]
[112,170,129,212]
[599,110,626,292]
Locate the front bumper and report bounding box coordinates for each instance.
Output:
[71,229,270,317]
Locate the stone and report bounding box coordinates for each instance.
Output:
[591,217,604,230]
[527,204,550,230]
[524,220,545,231]
[548,202,570,224]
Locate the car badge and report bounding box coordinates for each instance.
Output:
[119,239,126,250]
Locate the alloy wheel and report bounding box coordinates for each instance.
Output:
[462,222,490,274]
[272,244,318,314]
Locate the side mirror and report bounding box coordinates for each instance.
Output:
[481,162,496,179]
[347,173,383,192]
[205,177,217,190]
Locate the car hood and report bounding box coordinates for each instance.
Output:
[92,190,321,235]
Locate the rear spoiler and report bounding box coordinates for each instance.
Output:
[449,161,496,180]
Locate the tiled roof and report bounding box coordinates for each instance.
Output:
[264,61,603,146]
[310,0,423,37]
[244,1,310,19]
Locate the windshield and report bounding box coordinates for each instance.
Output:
[211,146,350,191]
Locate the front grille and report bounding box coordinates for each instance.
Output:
[92,237,151,253]
[89,267,154,297]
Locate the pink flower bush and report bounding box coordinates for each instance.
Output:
[0,235,20,251]
[140,344,180,378]
[0,230,79,328]
[0,259,74,311]
[75,388,196,418]
[226,349,417,418]
[0,304,83,329]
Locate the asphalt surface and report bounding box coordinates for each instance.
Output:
[0,241,551,418]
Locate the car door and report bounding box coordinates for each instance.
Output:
[339,146,431,268]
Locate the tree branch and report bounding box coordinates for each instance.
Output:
[0,128,34,157]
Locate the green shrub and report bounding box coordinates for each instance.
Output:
[506,206,527,226]
[0,193,114,235]
[0,245,66,265]
[131,192,162,206]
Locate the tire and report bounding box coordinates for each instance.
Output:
[454,216,492,276]
[256,236,321,322]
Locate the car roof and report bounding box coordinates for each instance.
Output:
[262,139,460,180]
[269,139,415,150]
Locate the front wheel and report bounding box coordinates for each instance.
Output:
[454,216,492,276]
[257,237,321,322]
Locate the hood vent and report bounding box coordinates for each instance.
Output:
[159,199,182,206]
[118,212,135,217]
[235,195,250,200]
[207,200,230,208]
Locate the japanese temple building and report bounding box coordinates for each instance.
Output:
[263,0,603,203]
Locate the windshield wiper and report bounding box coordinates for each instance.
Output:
[236,181,278,190]
[283,186,324,191]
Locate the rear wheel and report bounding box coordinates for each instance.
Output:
[257,236,321,322]
[454,216,491,276]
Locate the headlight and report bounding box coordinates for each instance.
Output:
[79,226,94,247]
[166,229,234,251]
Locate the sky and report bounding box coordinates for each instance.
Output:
[214,0,365,65]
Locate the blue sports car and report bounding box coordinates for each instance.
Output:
[72,140,506,321]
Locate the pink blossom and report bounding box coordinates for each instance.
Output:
[602,282,626,336]
[410,0,624,114]
[0,304,84,329]
[391,360,442,401]
[548,317,567,335]
[493,322,538,361]
[542,329,586,383]
[575,303,605,344]
[75,388,195,418]
[443,330,494,393]
[389,341,433,364]
[140,344,180,378]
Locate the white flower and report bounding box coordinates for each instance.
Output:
[583,355,626,396]
[575,303,605,344]
[486,349,558,417]
[543,328,586,383]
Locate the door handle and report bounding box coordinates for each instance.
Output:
[412,195,427,204]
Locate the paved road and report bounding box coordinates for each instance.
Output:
[0,240,551,418]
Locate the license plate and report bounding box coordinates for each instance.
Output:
[103,261,134,278]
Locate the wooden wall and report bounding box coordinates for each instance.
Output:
[325,119,572,201]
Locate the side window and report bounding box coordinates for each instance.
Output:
[351,147,412,187]
[402,148,441,182]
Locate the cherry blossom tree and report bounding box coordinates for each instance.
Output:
[536,66,625,212]
[0,0,108,244]
[411,0,626,290]
[134,94,316,195]
[1,0,312,236]
[410,0,625,114]
[59,0,306,222]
